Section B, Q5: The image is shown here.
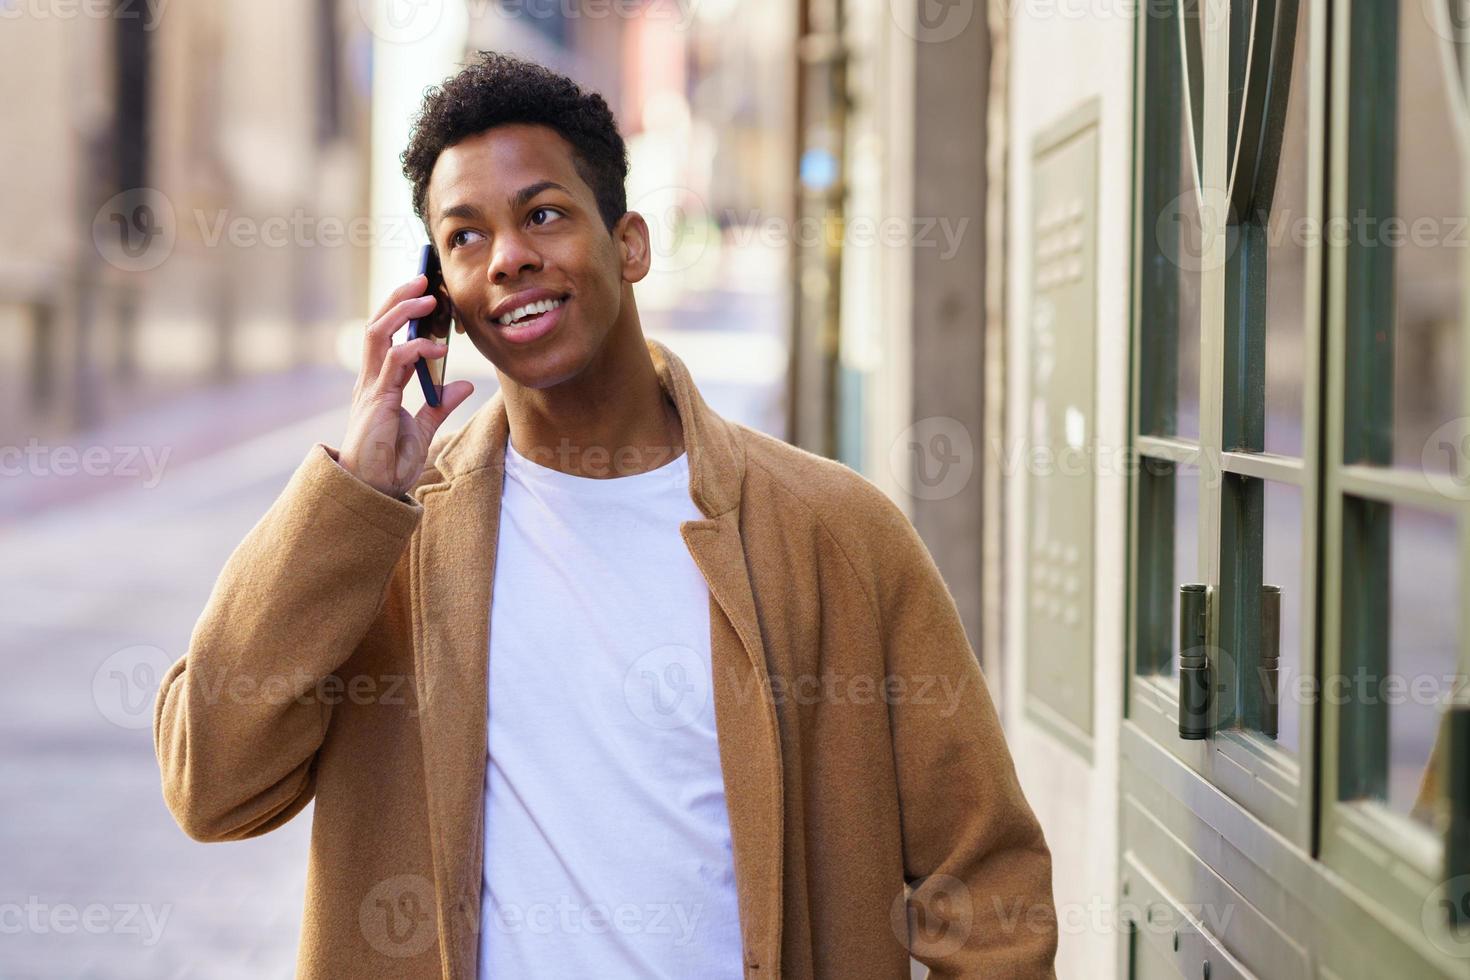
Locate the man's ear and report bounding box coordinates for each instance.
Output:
[613,210,652,284]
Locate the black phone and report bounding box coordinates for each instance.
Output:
[407,243,453,407]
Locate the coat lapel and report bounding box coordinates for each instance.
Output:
[409,338,784,978]
[681,509,787,976]
[410,409,508,978]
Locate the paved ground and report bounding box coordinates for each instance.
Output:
[0,394,352,979]
[0,311,786,978]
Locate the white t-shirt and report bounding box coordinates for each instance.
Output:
[476,436,745,979]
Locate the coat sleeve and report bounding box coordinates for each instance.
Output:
[865,485,1059,978]
[152,442,425,843]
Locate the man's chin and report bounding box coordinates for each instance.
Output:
[478,334,590,392]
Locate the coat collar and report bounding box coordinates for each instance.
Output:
[428,336,746,518]
[409,336,784,978]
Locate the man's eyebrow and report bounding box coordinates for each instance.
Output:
[437,201,483,224]
[436,181,572,226]
[510,180,570,211]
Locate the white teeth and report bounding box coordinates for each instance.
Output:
[497,296,564,325]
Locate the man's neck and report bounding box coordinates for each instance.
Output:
[500,319,685,479]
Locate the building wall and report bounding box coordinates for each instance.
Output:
[906,2,989,659]
[0,0,373,439]
[839,0,914,507]
[1002,8,1135,976]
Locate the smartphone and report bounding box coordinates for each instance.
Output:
[407,243,453,407]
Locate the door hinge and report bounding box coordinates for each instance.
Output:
[1178,583,1212,740]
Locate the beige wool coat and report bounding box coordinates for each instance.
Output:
[153,337,1058,979]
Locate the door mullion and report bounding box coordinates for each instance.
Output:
[1200,0,1228,594]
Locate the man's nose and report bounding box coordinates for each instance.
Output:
[486,232,542,282]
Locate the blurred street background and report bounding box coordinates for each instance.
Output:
[6,0,1470,978]
[1,2,796,976]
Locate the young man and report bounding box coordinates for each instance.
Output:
[154,52,1057,979]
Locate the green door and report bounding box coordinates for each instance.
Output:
[1122,0,1470,975]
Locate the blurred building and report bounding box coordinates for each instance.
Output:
[0,0,374,443]
[809,0,1470,976]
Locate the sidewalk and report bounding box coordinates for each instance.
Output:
[0,395,355,978]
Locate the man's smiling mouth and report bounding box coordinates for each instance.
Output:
[495,294,570,326]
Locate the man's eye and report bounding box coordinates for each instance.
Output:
[449,229,483,249]
[529,207,562,226]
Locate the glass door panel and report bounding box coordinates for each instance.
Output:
[1130,0,1319,848]
[1321,0,1470,948]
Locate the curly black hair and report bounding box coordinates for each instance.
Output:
[400,51,629,235]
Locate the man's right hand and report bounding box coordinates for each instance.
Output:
[338,274,476,498]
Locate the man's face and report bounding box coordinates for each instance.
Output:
[424,123,648,390]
